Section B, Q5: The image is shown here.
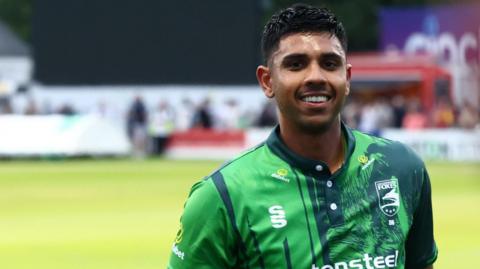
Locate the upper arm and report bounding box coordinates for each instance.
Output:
[167,179,237,269]
[404,168,438,268]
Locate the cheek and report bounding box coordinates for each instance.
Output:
[271,79,294,112]
[332,76,349,95]
[274,72,302,91]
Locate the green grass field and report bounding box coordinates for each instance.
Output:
[0,159,479,268]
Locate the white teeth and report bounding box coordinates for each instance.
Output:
[302,96,329,103]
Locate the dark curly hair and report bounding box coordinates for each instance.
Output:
[261,3,347,64]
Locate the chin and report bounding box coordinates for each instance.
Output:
[297,117,339,135]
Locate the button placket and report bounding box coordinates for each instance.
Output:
[324,176,344,226]
[311,164,343,225]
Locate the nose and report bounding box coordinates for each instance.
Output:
[304,62,327,86]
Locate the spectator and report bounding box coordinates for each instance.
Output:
[0,97,13,114]
[342,98,361,129]
[149,100,175,155]
[358,100,382,135]
[433,96,455,128]
[402,99,427,129]
[175,97,195,131]
[216,99,241,130]
[57,103,76,115]
[256,100,277,127]
[24,98,39,115]
[391,95,406,128]
[192,98,213,129]
[375,98,394,129]
[458,101,479,129]
[127,95,148,158]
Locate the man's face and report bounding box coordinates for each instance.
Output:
[257,32,351,134]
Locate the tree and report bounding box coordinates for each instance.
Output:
[0,0,32,41]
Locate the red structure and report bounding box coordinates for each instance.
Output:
[349,52,452,112]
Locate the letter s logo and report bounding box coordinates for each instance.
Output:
[269,205,287,228]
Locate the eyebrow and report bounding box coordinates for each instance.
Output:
[319,52,344,61]
[280,51,344,63]
[281,53,308,62]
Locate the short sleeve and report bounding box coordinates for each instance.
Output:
[167,179,237,269]
[405,168,438,268]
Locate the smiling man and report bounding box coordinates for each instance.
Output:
[168,4,437,269]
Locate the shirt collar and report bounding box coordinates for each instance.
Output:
[266,122,356,176]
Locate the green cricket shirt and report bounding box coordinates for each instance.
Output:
[168,123,438,269]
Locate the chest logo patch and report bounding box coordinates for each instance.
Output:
[375,178,401,217]
[268,205,287,228]
[271,168,290,183]
[360,156,375,170]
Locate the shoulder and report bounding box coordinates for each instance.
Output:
[171,175,238,268]
[183,178,223,215]
[198,141,288,206]
[209,142,273,182]
[352,129,425,170]
[184,142,273,208]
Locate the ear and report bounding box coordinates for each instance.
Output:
[256,65,274,98]
[345,63,352,96]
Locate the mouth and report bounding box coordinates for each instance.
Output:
[299,90,334,107]
[300,95,331,103]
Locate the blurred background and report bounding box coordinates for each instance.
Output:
[0,0,479,268]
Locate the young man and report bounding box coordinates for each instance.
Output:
[168,4,437,269]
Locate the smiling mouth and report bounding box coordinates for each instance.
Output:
[301,95,331,103]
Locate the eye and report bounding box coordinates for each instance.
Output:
[282,56,307,71]
[288,61,304,70]
[322,60,340,70]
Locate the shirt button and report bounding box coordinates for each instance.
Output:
[330,203,338,211]
[326,180,333,188]
[315,165,323,171]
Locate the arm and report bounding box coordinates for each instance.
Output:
[167,179,237,269]
[404,168,438,269]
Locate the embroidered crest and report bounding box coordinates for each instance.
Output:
[375,178,400,217]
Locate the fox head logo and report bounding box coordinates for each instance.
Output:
[375,178,400,217]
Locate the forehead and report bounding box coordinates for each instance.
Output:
[272,32,345,62]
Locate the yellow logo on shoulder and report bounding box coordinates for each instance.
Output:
[358,155,369,164]
[276,168,288,177]
[272,168,290,182]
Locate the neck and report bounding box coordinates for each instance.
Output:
[279,118,345,172]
